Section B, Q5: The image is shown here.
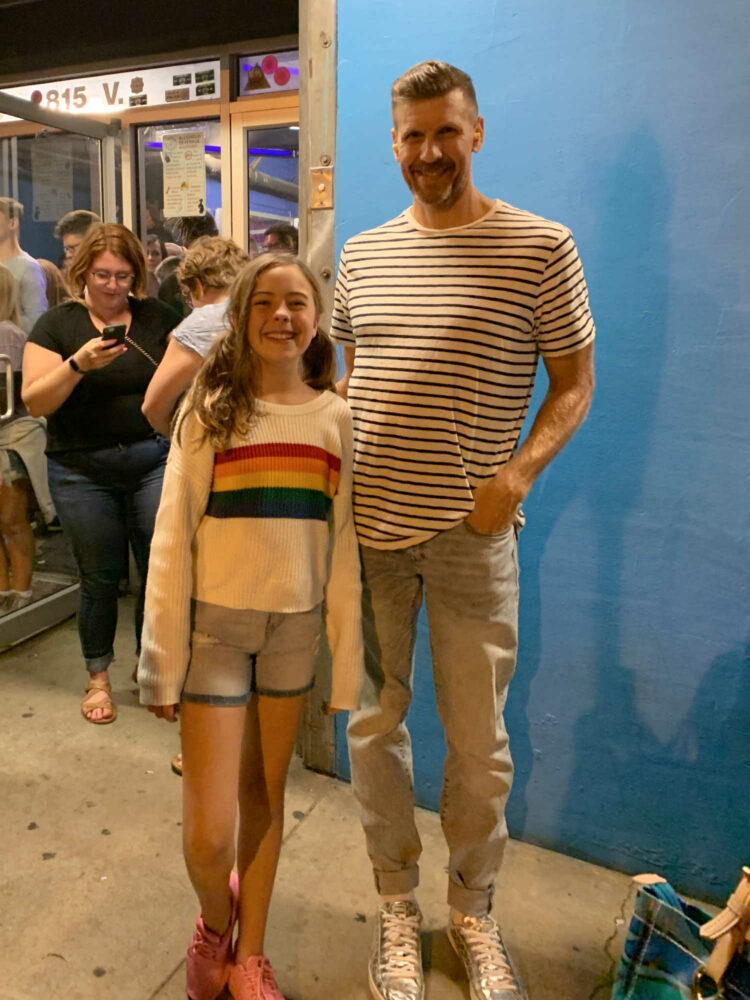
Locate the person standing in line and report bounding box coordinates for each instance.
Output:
[142,236,250,437]
[0,198,47,334]
[0,265,54,612]
[158,213,220,318]
[138,255,363,1000]
[262,223,298,254]
[145,202,174,247]
[333,60,595,1000]
[38,259,69,308]
[22,223,180,725]
[54,209,101,275]
[142,234,250,780]
[144,233,167,297]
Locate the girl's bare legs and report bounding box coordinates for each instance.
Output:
[181,702,246,934]
[0,481,34,591]
[235,692,307,963]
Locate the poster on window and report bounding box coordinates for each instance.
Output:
[162,130,206,217]
[30,136,73,222]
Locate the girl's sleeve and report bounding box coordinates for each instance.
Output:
[323,404,364,711]
[137,413,214,706]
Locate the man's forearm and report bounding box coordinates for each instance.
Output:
[505,375,593,497]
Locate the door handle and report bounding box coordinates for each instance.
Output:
[0,355,13,422]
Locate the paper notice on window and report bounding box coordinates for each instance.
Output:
[31,137,73,222]
[162,130,207,217]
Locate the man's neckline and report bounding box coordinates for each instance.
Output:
[404,199,501,233]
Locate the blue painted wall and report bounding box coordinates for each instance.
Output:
[333,1,750,904]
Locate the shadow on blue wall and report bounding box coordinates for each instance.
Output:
[505,127,747,903]
[508,123,670,826]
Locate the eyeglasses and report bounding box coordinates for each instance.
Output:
[89,270,135,286]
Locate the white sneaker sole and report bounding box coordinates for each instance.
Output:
[368,961,425,1000]
[448,926,526,1000]
[448,929,482,1000]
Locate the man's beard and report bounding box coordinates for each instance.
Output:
[404,159,469,209]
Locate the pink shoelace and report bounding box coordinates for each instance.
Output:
[231,956,285,999]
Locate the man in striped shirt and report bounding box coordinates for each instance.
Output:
[332,60,595,1000]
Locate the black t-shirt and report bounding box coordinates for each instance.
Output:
[28,298,180,454]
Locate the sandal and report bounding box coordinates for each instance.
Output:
[81,679,117,725]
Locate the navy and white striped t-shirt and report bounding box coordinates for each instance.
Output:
[331,199,595,550]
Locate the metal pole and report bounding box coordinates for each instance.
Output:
[299,0,338,774]
[299,0,337,325]
[101,134,117,223]
[0,138,8,197]
[10,136,18,202]
[0,91,120,141]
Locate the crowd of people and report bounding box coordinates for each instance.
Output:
[0,198,296,626]
[1,58,596,1000]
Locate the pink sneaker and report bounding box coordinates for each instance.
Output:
[186,871,240,1000]
[228,956,285,999]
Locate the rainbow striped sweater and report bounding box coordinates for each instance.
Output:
[138,392,363,711]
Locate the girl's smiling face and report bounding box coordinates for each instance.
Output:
[246,264,318,370]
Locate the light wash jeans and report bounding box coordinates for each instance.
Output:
[347,518,520,917]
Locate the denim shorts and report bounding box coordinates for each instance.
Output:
[181,600,323,705]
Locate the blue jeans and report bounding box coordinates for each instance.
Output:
[347,519,520,917]
[47,438,168,673]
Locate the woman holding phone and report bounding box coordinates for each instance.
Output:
[22,223,180,724]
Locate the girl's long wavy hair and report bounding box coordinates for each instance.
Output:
[177,254,336,450]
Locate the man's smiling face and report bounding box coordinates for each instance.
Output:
[391,88,483,212]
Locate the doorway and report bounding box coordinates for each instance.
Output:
[0,112,113,650]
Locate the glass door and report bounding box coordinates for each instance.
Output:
[0,132,106,264]
[134,118,222,241]
[229,107,299,254]
[0,121,108,649]
[244,125,299,253]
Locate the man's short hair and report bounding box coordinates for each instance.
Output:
[263,223,298,253]
[169,213,219,247]
[391,60,478,115]
[54,209,100,240]
[0,197,24,223]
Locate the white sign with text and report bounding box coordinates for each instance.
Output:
[0,61,220,124]
[31,136,73,222]
[162,130,207,217]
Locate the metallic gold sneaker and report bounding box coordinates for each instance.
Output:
[448,914,528,1000]
[369,900,425,1000]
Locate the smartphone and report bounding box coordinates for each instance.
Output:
[101,323,127,344]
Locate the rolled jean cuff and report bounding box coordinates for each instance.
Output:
[85,651,114,674]
[374,866,420,897]
[447,878,494,918]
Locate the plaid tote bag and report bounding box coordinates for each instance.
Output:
[612,870,750,1000]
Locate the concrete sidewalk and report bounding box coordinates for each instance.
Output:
[1,599,636,1000]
